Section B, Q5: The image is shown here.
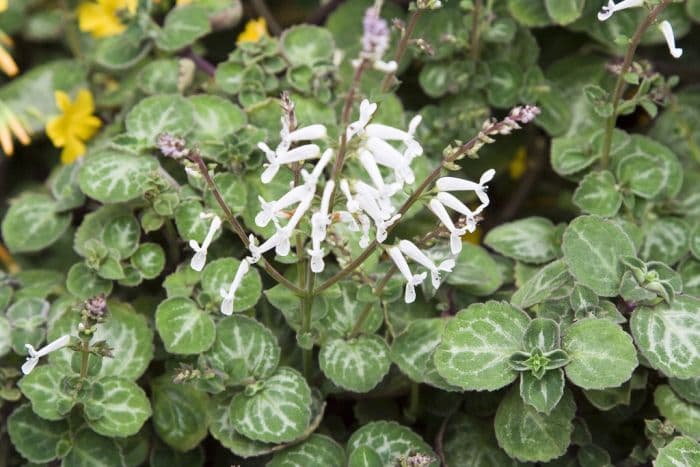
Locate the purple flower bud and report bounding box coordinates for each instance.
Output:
[85,294,107,321]
[157,132,188,159]
[508,105,541,124]
[362,7,390,58]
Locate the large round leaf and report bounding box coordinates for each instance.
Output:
[1,193,71,253]
[484,217,559,264]
[655,437,700,467]
[268,434,344,467]
[156,297,215,355]
[319,335,391,393]
[562,215,636,296]
[151,376,209,452]
[280,25,335,66]
[84,377,152,437]
[205,315,280,385]
[494,387,576,462]
[208,394,275,458]
[18,365,75,420]
[655,385,700,439]
[434,301,530,391]
[442,412,518,467]
[563,318,638,389]
[125,94,194,144]
[7,404,69,463]
[230,367,312,443]
[201,257,262,312]
[79,151,159,203]
[347,421,438,467]
[631,295,700,379]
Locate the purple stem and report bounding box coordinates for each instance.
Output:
[182,48,216,77]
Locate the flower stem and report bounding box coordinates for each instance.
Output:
[469,0,483,60]
[380,10,422,93]
[600,0,672,169]
[182,48,216,77]
[190,153,305,295]
[79,338,90,379]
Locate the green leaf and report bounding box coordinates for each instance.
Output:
[130,242,166,279]
[391,318,457,391]
[79,151,159,203]
[319,335,391,393]
[150,442,204,467]
[215,61,246,94]
[230,367,311,443]
[18,366,75,420]
[151,376,209,451]
[511,259,572,309]
[268,434,344,467]
[348,446,383,467]
[583,384,632,411]
[545,0,584,25]
[670,377,700,405]
[125,94,194,145]
[484,217,559,264]
[563,318,637,389]
[49,301,153,380]
[435,301,530,391]
[208,393,276,458]
[280,25,335,67]
[1,193,72,253]
[174,200,210,244]
[8,404,69,463]
[445,243,504,296]
[203,172,248,215]
[522,317,560,352]
[155,5,211,52]
[442,412,517,467]
[614,135,682,200]
[562,216,636,297]
[691,223,700,260]
[6,297,49,329]
[138,59,180,94]
[66,262,113,300]
[655,385,700,439]
[155,297,215,355]
[631,296,700,379]
[102,215,140,259]
[94,26,151,70]
[50,163,86,211]
[573,170,622,217]
[204,315,280,385]
[61,425,129,467]
[486,62,523,108]
[550,134,598,176]
[84,377,152,437]
[494,387,576,462]
[189,95,246,159]
[201,258,262,312]
[655,437,700,467]
[347,421,438,467]
[0,315,10,357]
[319,283,382,337]
[520,369,565,414]
[507,0,551,27]
[641,217,689,265]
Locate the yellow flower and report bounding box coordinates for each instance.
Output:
[237,17,268,44]
[46,89,102,164]
[0,0,7,13]
[77,0,137,38]
[508,146,528,180]
[0,101,30,157]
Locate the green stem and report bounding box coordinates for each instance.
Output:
[380,10,422,93]
[79,338,90,379]
[600,0,672,169]
[469,0,482,60]
[406,382,420,422]
[300,272,315,379]
[191,154,304,295]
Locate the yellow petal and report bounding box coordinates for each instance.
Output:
[46,116,68,147]
[72,116,102,140]
[237,17,268,44]
[0,0,7,13]
[54,91,72,113]
[74,88,96,115]
[0,46,18,77]
[61,138,86,164]
[0,125,14,156]
[7,115,30,145]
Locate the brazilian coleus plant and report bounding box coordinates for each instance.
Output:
[1,0,700,466]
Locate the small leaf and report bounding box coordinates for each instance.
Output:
[655,436,700,467]
[201,258,262,312]
[562,216,636,297]
[208,394,275,458]
[670,377,700,405]
[347,421,438,467]
[66,262,113,300]
[319,335,391,393]
[281,25,335,66]
[484,217,559,264]
[511,259,572,309]
[8,404,69,463]
[84,377,152,437]
[446,243,504,296]
[230,367,311,443]
[79,151,159,203]
[494,387,576,462]
[102,214,140,259]
[156,297,215,355]
[545,0,584,25]
[130,242,166,279]
[18,366,75,420]
[203,172,248,216]
[583,383,632,411]
[655,385,700,439]
[563,318,638,389]
[631,295,700,379]
[1,193,72,253]
[435,301,530,391]
[125,94,194,145]
[155,5,211,52]
[507,0,551,27]
[151,376,209,451]
[204,315,280,385]
[519,369,565,414]
[268,434,345,467]
[641,217,689,265]
[550,134,598,176]
[573,170,622,217]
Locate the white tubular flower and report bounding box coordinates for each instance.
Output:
[356,180,395,218]
[189,213,222,271]
[347,99,377,141]
[399,239,455,289]
[597,0,644,21]
[365,137,415,185]
[255,185,312,227]
[308,244,325,273]
[436,169,495,210]
[388,246,427,304]
[358,150,402,201]
[301,148,334,188]
[366,114,423,158]
[340,179,360,213]
[285,124,327,143]
[276,195,313,257]
[336,211,360,232]
[261,144,321,184]
[429,198,466,255]
[436,192,478,232]
[357,188,400,243]
[358,214,372,248]
[659,20,683,58]
[311,181,335,243]
[220,259,250,315]
[22,335,71,375]
[373,60,398,73]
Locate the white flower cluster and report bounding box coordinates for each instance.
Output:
[597,1,682,58]
[186,96,497,309]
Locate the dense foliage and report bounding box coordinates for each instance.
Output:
[1,0,700,466]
